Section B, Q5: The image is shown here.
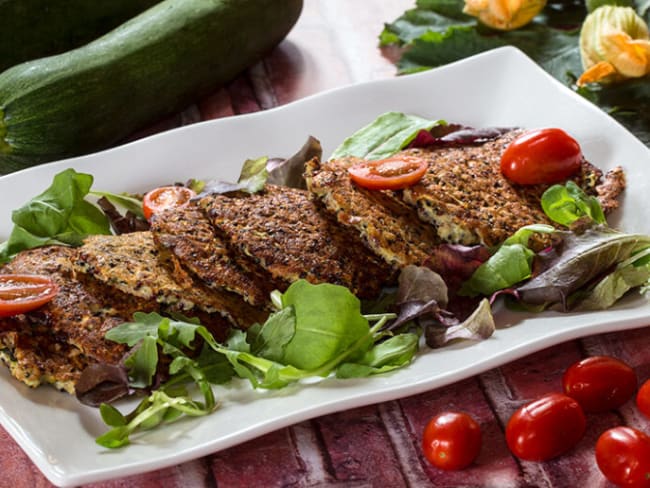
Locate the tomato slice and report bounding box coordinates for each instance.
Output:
[142,186,196,220]
[0,274,58,318]
[421,411,482,470]
[500,128,583,185]
[562,355,637,413]
[348,155,428,190]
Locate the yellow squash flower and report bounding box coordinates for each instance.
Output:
[578,6,650,86]
[463,0,546,31]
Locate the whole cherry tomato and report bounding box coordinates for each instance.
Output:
[348,155,428,190]
[500,128,583,185]
[421,411,482,470]
[596,426,650,488]
[142,186,196,220]
[0,274,58,318]
[562,355,637,413]
[505,392,586,461]
[636,379,650,419]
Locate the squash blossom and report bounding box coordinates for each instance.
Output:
[578,6,650,86]
[463,0,546,30]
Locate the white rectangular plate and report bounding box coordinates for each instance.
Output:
[1,47,649,487]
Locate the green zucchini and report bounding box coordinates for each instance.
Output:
[0,0,162,72]
[0,0,303,173]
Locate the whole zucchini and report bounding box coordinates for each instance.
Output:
[0,0,162,72]
[0,0,303,173]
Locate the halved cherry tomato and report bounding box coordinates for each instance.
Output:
[596,426,650,488]
[348,155,428,190]
[0,274,58,318]
[421,411,482,470]
[142,186,196,220]
[505,392,586,461]
[500,128,583,185]
[636,379,650,419]
[562,355,637,413]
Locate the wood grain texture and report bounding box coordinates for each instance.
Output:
[2,1,649,486]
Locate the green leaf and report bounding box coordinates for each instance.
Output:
[460,225,555,296]
[237,156,270,194]
[0,169,111,262]
[105,312,163,346]
[251,306,296,361]
[330,112,444,160]
[280,280,371,371]
[99,403,127,427]
[574,258,650,310]
[381,1,650,141]
[96,426,131,449]
[90,190,144,218]
[541,181,606,226]
[124,336,159,388]
[336,333,420,378]
[516,227,650,307]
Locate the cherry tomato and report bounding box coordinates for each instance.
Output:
[562,355,637,413]
[421,411,482,470]
[505,392,586,461]
[142,186,196,220]
[500,128,583,185]
[636,379,650,419]
[348,155,428,190]
[596,426,650,488]
[0,274,58,318]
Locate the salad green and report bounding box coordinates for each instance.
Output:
[2,110,649,449]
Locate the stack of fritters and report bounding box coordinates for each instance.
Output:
[306,130,625,257]
[0,128,626,394]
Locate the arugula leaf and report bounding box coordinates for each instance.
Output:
[330,112,445,160]
[0,169,111,263]
[336,333,420,378]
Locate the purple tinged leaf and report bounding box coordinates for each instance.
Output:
[516,226,650,309]
[76,363,130,407]
[425,299,495,348]
[408,125,516,149]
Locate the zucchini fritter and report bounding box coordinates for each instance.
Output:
[199,185,394,298]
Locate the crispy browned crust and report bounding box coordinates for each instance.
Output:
[305,157,442,269]
[74,232,267,330]
[401,130,624,247]
[199,185,394,299]
[150,203,278,308]
[0,246,133,392]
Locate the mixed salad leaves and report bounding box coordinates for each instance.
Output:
[1,111,649,447]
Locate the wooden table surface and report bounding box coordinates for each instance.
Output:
[3,1,650,486]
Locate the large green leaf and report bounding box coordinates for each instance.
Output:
[381,0,650,143]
